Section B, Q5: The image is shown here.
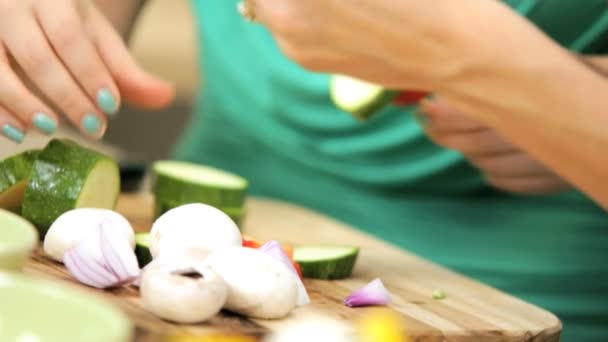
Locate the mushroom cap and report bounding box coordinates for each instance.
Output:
[149,203,242,259]
[140,262,228,323]
[204,247,299,319]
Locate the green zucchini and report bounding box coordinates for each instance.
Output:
[135,232,152,267]
[21,139,120,238]
[152,160,248,213]
[153,199,174,218]
[330,75,396,119]
[294,245,359,280]
[0,150,40,212]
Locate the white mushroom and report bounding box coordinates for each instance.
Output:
[44,208,134,262]
[203,247,299,319]
[149,203,242,260]
[140,261,228,323]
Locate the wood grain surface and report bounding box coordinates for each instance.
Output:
[24,194,562,341]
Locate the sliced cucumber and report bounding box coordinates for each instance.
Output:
[135,232,152,267]
[152,160,247,212]
[0,150,40,212]
[330,75,396,119]
[21,139,120,238]
[294,245,359,280]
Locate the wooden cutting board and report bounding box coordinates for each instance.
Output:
[24,194,562,341]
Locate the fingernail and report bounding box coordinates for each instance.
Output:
[33,113,57,135]
[2,124,24,143]
[81,114,102,136]
[412,111,429,127]
[96,88,118,115]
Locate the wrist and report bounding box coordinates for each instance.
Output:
[435,29,581,124]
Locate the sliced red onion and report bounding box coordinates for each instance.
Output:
[64,227,119,288]
[99,219,140,284]
[64,249,107,288]
[63,219,140,289]
[259,240,310,306]
[344,278,391,307]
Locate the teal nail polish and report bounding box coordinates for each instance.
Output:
[97,88,118,115]
[81,114,102,136]
[2,124,24,143]
[33,113,57,135]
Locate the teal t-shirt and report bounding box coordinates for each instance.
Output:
[176,1,608,340]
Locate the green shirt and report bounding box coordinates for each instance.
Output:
[176,1,608,340]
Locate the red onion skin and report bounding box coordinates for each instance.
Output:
[63,221,140,289]
[64,249,109,289]
[259,240,310,306]
[99,220,139,280]
[344,278,391,307]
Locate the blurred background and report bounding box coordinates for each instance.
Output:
[0,0,197,164]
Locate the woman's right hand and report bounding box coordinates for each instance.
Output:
[0,0,174,143]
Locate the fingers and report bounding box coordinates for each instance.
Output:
[425,126,515,157]
[88,6,174,109]
[420,97,520,156]
[0,106,26,144]
[469,152,553,178]
[420,98,485,132]
[0,45,59,137]
[3,15,106,138]
[35,1,120,116]
[485,174,571,195]
[417,97,570,195]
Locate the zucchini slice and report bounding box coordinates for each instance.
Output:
[330,75,397,119]
[135,232,152,267]
[0,150,40,212]
[21,139,120,237]
[294,245,360,280]
[152,160,248,212]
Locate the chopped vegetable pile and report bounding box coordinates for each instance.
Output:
[0,142,394,326]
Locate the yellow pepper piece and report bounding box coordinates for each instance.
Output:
[357,309,410,342]
[165,334,257,342]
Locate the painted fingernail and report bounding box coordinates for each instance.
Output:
[97,88,118,115]
[33,113,57,135]
[81,114,102,136]
[2,124,24,143]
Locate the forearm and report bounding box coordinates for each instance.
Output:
[436,35,608,208]
[94,0,147,40]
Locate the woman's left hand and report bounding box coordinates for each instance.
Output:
[419,99,571,195]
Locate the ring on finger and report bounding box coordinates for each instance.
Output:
[237,0,257,22]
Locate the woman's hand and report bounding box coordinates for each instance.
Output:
[419,99,571,195]
[249,0,608,208]
[0,0,174,143]
[249,0,553,90]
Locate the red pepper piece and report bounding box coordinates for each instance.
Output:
[242,235,264,249]
[282,243,294,260]
[393,91,429,106]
